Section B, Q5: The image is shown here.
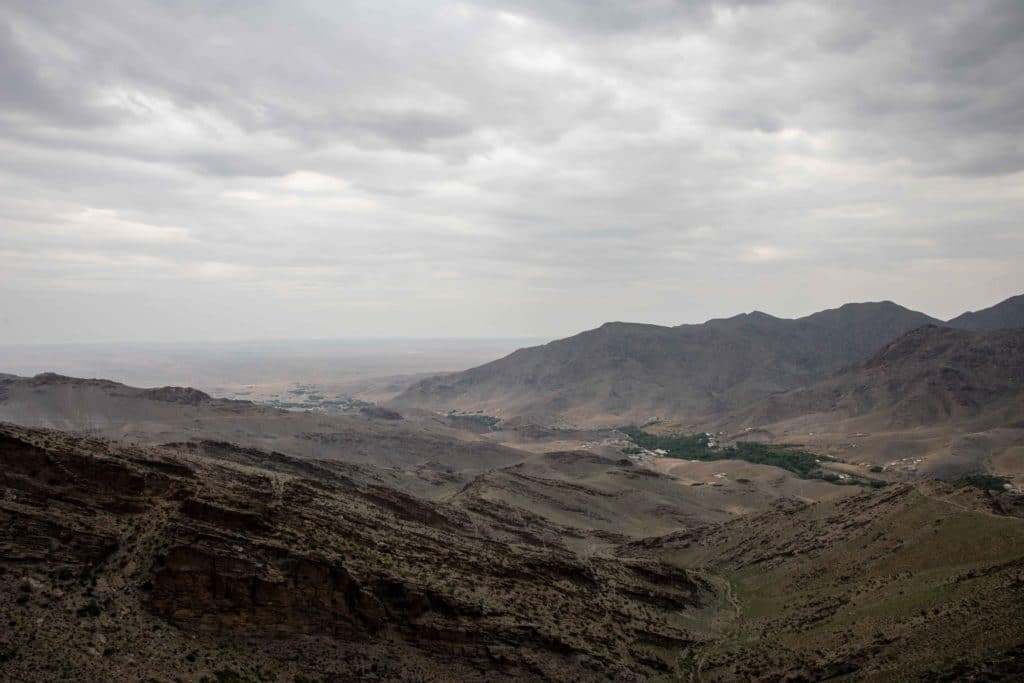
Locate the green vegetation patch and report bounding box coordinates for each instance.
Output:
[619,427,712,460]
[262,395,372,413]
[619,426,882,487]
[446,412,501,429]
[959,474,1011,491]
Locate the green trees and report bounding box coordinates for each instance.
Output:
[619,426,878,486]
[960,475,1011,491]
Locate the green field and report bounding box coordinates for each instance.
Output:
[619,426,881,486]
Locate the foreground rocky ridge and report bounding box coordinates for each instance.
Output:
[3,422,1024,681]
[0,424,726,682]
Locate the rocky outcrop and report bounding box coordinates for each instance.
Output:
[152,544,384,637]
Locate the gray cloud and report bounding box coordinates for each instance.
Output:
[0,0,1022,344]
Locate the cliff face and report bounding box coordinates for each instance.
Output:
[151,545,387,638]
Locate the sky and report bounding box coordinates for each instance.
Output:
[1,0,1022,344]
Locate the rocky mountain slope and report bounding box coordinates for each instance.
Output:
[3,422,1023,681]
[697,326,1024,478]
[0,423,730,682]
[647,481,1024,680]
[947,293,1024,331]
[726,326,1024,432]
[392,301,941,426]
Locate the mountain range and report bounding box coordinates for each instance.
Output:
[392,294,1024,427]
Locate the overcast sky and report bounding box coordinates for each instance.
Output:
[1,0,1022,343]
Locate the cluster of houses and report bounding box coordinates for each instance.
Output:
[884,456,923,473]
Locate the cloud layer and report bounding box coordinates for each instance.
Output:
[1,0,1022,342]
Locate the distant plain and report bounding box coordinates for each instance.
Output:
[0,337,543,403]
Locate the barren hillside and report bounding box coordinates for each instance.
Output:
[947,293,1024,331]
[392,301,940,426]
[3,422,1023,681]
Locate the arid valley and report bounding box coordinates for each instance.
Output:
[3,294,1024,681]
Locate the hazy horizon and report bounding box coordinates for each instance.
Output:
[0,336,550,390]
[2,290,1014,390]
[0,290,1018,349]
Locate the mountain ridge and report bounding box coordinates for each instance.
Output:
[391,300,944,425]
[947,293,1024,331]
[716,325,1024,433]
[392,295,1023,426]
